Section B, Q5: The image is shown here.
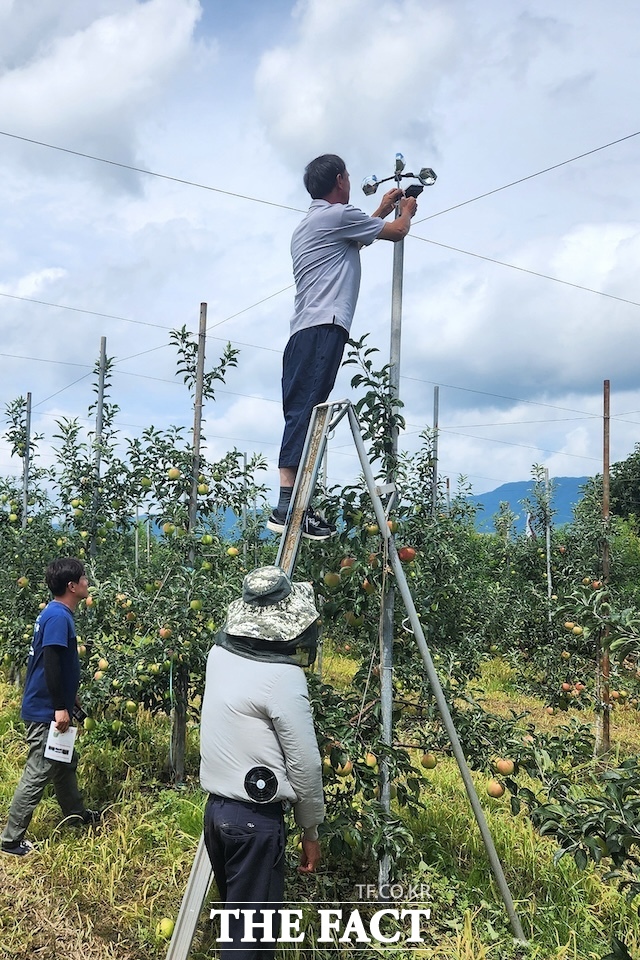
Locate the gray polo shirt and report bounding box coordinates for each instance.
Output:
[289,200,384,336]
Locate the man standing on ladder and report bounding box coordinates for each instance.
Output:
[200,565,325,959]
[267,153,417,540]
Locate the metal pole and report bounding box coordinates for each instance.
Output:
[431,385,439,517]
[348,405,527,943]
[544,468,552,622]
[135,503,139,571]
[21,392,32,531]
[165,836,214,960]
[188,304,207,566]
[91,337,106,560]
[379,185,404,893]
[322,444,328,497]
[596,380,611,755]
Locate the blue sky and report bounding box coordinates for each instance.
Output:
[0,0,638,505]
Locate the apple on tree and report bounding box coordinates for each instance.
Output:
[397,546,416,563]
[335,759,353,777]
[492,757,515,776]
[487,779,505,799]
[344,611,364,628]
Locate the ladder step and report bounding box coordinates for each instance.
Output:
[375,481,396,497]
[276,401,349,575]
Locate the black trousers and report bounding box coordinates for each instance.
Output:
[278,323,348,470]
[204,795,286,960]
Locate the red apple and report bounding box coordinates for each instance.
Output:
[398,546,416,563]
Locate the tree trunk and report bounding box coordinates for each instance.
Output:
[169,664,189,784]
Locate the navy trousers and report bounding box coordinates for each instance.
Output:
[278,323,348,470]
[204,795,286,960]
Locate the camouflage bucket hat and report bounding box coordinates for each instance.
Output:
[224,565,319,642]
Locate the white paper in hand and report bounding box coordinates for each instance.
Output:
[44,722,77,763]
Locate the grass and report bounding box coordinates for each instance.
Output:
[3,659,640,959]
[0,798,204,959]
[408,756,640,957]
[475,657,640,755]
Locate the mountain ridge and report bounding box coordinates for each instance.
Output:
[468,476,590,534]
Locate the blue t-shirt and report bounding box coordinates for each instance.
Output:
[21,601,80,723]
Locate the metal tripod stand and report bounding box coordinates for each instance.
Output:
[165,400,526,959]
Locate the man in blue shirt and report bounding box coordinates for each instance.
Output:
[1,557,99,857]
[267,154,417,540]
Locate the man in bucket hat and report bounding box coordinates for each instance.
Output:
[200,565,324,960]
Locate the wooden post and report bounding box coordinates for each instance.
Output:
[242,452,248,566]
[21,392,32,531]
[187,304,207,566]
[91,338,107,560]
[545,468,552,622]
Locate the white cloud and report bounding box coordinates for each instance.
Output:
[256,0,458,170]
[0,267,66,298]
[0,0,204,176]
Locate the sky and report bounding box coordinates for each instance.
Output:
[0,0,639,510]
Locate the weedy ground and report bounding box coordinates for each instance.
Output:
[2,656,640,960]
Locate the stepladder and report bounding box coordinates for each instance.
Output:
[165,399,526,959]
[165,401,351,960]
